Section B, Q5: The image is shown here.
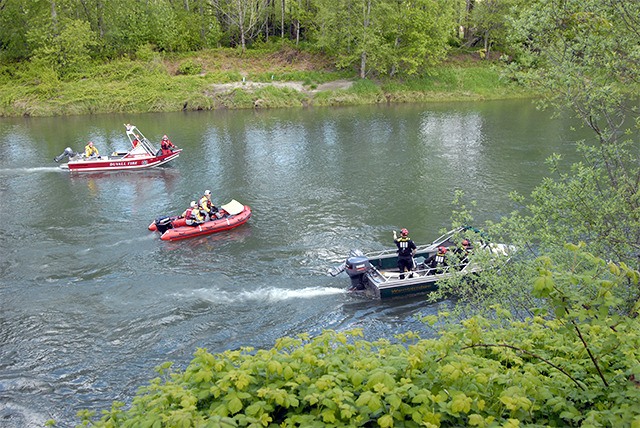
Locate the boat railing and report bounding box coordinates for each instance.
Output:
[364,243,437,260]
[363,227,463,260]
[372,261,469,283]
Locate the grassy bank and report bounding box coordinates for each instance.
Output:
[0,48,534,117]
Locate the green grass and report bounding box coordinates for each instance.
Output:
[0,50,535,117]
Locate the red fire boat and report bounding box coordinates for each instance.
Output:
[54,124,181,172]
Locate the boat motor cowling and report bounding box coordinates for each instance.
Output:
[345,250,370,275]
[345,250,371,290]
[155,216,174,234]
[54,147,76,162]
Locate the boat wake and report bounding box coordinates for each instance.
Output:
[105,233,157,248]
[189,286,346,304]
[77,234,155,254]
[0,167,62,174]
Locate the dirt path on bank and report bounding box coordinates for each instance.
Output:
[209,79,354,95]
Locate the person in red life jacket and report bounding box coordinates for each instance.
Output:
[393,228,417,279]
[182,201,204,226]
[131,135,140,148]
[160,135,176,155]
[199,190,219,221]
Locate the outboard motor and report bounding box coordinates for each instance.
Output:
[345,249,371,290]
[54,147,76,162]
[154,216,174,234]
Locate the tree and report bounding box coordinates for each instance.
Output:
[382,0,456,76]
[500,0,640,264]
[0,0,46,61]
[208,0,271,50]
[27,16,96,78]
[468,0,515,58]
[313,0,456,78]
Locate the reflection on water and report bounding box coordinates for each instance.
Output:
[0,101,590,427]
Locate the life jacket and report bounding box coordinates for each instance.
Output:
[435,247,447,264]
[199,196,211,213]
[397,236,413,257]
[85,145,99,157]
[192,208,204,222]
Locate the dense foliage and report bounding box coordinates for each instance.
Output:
[0,0,521,79]
[499,0,640,261]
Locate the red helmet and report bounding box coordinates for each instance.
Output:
[401,228,408,236]
[438,246,447,253]
[462,239,470,246]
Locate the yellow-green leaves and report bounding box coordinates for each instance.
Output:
[450,393,473,414]
[532,272,555,297]
[86,312,640,428]
[499,388,532,412]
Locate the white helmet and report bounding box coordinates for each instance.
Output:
[190,201,197,208]
[204,190,211,196]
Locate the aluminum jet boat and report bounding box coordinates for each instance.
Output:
[54,124,181,172]
[150,199,252,241]
[329,226,514,299]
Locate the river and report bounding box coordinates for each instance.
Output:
[0,100,589,427]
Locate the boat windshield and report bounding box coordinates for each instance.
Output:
[125,124,158,155]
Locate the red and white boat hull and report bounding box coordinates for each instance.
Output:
[60,150,181,172]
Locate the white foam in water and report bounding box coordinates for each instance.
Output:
[256,286,346,301]
[0,167,62,174]
[188,286,345,304]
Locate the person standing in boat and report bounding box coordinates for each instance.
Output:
[182,201,204,226]
[160,135,176,155]
[199,190,219,221]
[84,141,99,158]
[393,228,417,279]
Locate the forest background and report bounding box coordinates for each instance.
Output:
[2,0,640,427]
[0,0,534,116]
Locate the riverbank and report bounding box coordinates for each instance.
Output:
[0,47,534,117]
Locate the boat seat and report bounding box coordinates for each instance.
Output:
[381,270,422,279]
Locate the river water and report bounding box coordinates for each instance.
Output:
[0,101,588,427]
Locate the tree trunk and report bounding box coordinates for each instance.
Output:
[359,0,371,79]
[463,0,475,42]
[97,0,105,38]
[50,0,58,34]
[281,0,285,37]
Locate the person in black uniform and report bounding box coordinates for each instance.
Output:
[454,239,472,268]
[393,228,417,279]
[426,246,448,274]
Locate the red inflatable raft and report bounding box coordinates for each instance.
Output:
[150,200,251,241]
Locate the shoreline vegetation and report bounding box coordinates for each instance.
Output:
[0,48,534,118]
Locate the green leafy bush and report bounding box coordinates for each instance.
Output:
[177,60,203,76]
